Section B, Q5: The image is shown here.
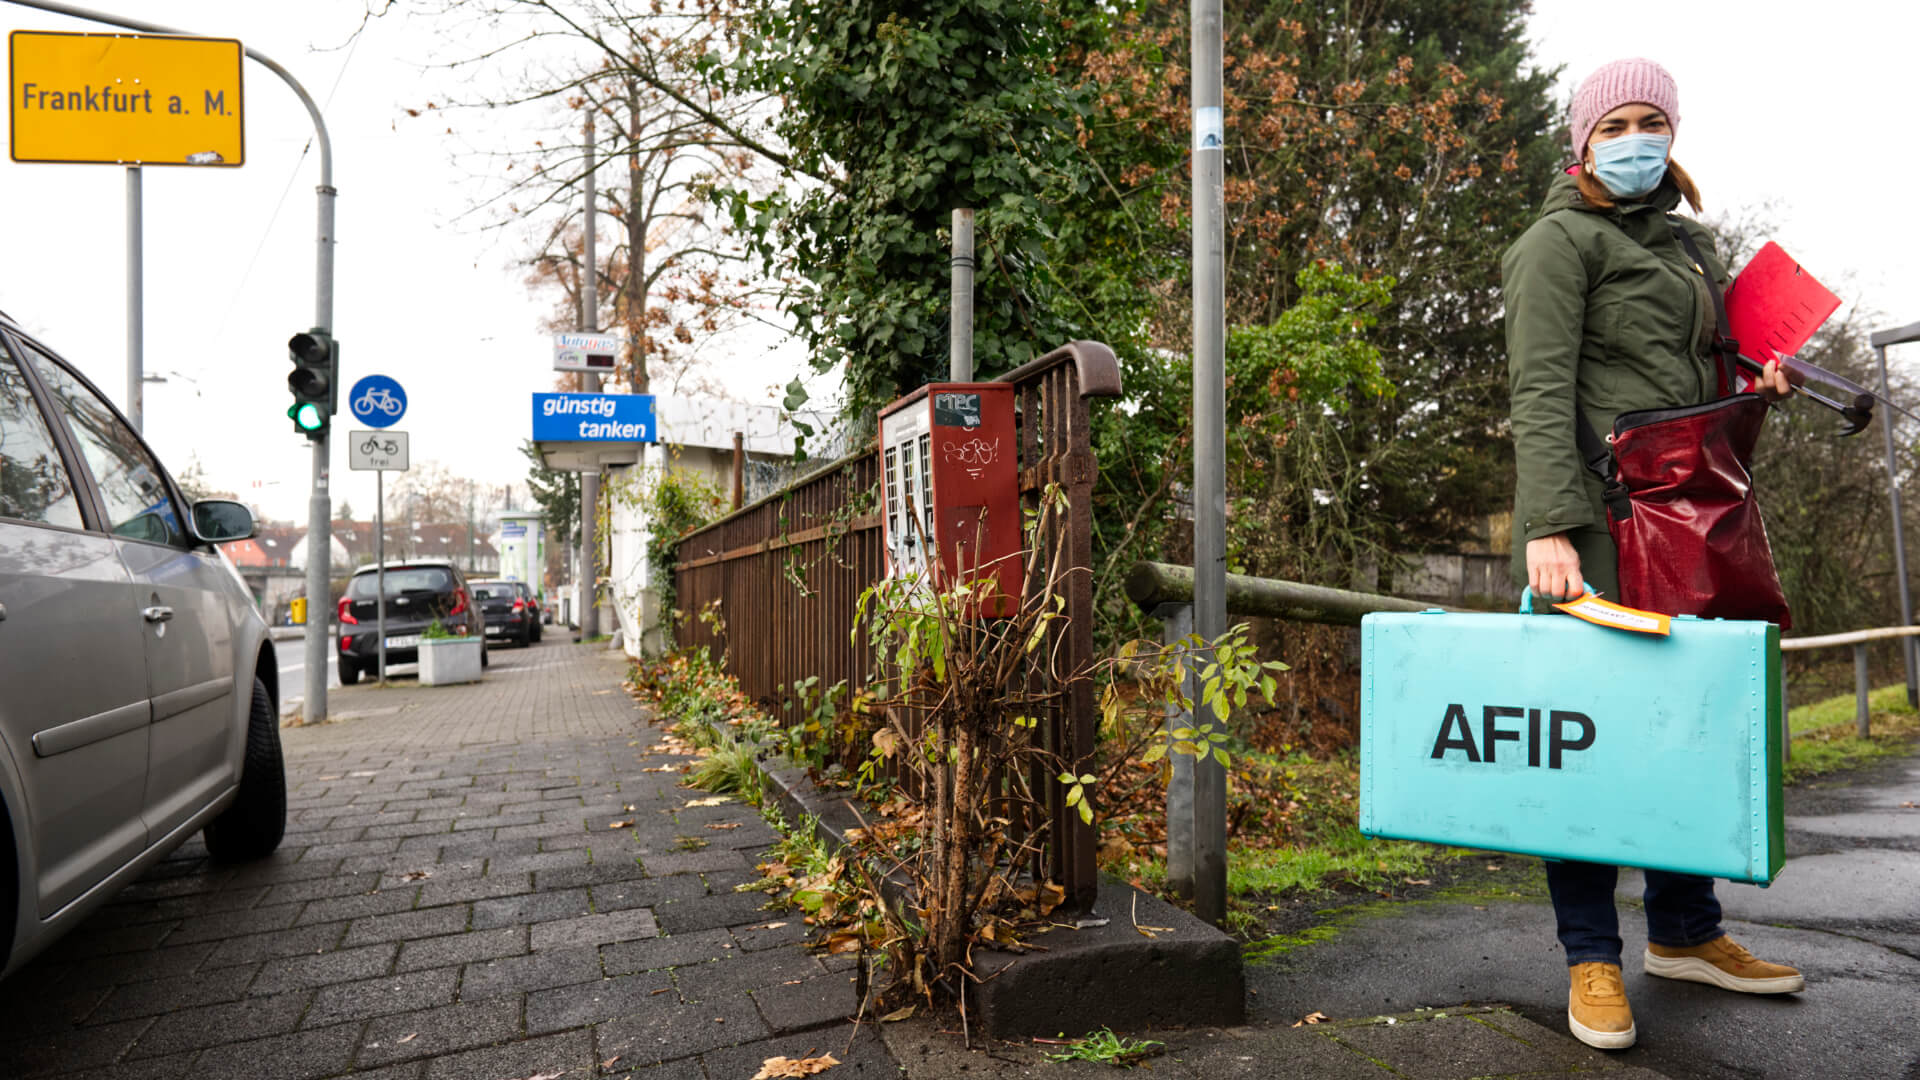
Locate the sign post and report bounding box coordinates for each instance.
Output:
[349,378,408,684]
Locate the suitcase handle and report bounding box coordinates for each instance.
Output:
[1519,582,1595,615]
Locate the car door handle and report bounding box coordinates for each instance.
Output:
[142,605,174,624]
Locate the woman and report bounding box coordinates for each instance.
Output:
[1501,57,1803,1051]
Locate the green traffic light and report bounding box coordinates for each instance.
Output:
[291,401,326,432]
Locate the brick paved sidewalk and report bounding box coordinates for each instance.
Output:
[0,639,893,1080]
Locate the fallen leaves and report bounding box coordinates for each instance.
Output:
[1292,1011,1327,1028]
[753,1053,840,1078]
[1901,801,1917,809]
[706,822,742,831]
[879,1004,917,1022]
[400,870,431,882]
[684,796,731,808]
[396,1032,418,1045]
[824,931,862,955]
[609,820,635,830]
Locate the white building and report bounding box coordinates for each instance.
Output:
[603,394,837,657]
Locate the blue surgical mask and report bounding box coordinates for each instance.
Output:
[1589,133,1671,198]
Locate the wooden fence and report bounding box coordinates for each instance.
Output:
[672,342,1123,910]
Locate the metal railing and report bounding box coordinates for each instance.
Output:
[1779,626,1920,739]
[672,341,1123,911]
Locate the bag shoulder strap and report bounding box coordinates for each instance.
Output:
[1570,215,1739,480]
[1667,215,1741,394]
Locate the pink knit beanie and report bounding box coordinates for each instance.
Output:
[1570,58,1680,158]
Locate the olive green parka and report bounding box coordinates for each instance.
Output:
[1502,170,1729,583]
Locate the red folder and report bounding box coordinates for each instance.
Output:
[1723,242,1842,364]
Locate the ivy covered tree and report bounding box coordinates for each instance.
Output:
[716,0,1105,417]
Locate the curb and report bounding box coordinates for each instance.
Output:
[745,744,1245,1039]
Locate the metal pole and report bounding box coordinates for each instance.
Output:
[1189,0,1228,928]
[376,470,387,684]
[732,431,745,510]
[1876,344,1917,707]
[125,166,143,433]
[1854,642,1872,738]
[579,114,602,641]
[950,208,974,382]
[2,0,337,722]
[1162,603,1195,900]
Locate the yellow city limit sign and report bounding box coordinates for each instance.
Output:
[9,30,244,166]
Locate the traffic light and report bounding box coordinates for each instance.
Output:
[286,328,338,438]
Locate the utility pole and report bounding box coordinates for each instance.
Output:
[464,484,476,576]
[579,113,603,641]
[1189,0,1228,927]
[951,209,974,382]
[7,1,337,722]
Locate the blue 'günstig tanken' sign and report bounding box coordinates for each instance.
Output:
[531,393,656,443]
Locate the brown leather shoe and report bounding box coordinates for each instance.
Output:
[1645,935,1804,994]
[1568,961,1636,1049]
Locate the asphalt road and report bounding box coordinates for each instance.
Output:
[273,629,340,702]
[1246,749,1920,1080]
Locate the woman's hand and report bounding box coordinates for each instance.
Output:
[1526,534,1584,602]
[1755,358,1793,404]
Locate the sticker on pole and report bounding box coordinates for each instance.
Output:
[1193,105,1223,152]
[349,375,407,429]
[9,31,245,166]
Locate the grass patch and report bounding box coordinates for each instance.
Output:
[1224,827,1437,896]
[1786,682,1920,784]
[1040,1028,1163,1068]
[686,734,764,800]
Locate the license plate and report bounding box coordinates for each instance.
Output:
[385,635,420,649]
[485,625,504,635]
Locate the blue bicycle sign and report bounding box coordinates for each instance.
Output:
[348,375,407,428]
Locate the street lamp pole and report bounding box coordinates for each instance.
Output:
[4,0,338,724]
[1871,320,1920,707]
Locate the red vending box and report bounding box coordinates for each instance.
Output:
[877,383,1021,616]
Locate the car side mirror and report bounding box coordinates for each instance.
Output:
[191,500,256,543]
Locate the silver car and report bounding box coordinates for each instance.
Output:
[0,314,286,979]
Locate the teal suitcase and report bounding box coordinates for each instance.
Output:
[1358,606,1785,884]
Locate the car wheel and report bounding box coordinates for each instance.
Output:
[203,676,288,861]
[338,657,360,686]
[481,645,490,670]
[530,621,542,643]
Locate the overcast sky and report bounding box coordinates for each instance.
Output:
[2,1,1915,524]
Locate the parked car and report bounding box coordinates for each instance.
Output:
[336,559,489,684]
[471,579,541,646]
[0,313,285,980]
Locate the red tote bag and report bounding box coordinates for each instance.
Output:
[1596,394,1791,627]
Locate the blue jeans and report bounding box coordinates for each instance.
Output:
[1547,859,1724,966]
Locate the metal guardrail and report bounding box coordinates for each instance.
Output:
[1779,625,1920,739]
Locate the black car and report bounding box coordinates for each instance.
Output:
[472,579,541,647]
[336,559,488,684]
